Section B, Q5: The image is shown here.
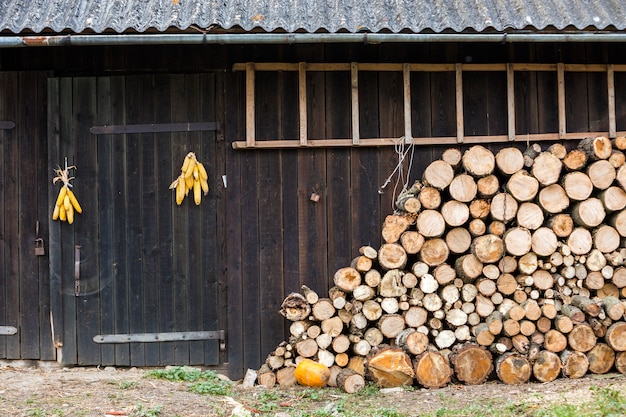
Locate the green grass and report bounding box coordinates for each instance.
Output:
[145,366,232,396]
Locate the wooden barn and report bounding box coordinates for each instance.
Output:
[1,1,626,379]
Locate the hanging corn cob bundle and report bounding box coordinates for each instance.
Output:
[51,165,82,224]
[169,151,209,205]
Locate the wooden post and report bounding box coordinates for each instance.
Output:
[299,62,308,146]
[456,63,464,144]
[507,64,515,142]
[403,63,413,144]
[557,63,566,140]
[608,64,616,138]
[245,62,255,147]
[351,62,360,145]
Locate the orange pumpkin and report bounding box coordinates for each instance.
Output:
[294,359,330,387]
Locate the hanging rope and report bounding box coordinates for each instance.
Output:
[378,137,416,212]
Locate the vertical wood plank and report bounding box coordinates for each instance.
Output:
[125,74,146,366]
[403,63,412,143]
[170,74,190,365]
[351,62,360,145]
[140,75,160,366]
[456,63,464,143]
[558,62,566,139]
[608,64,616,138]
[507,64,516,141]
[184,74,205,365]
[225,70,244,378]
[299,62,308,146]
[246,63,255,147]
[110,76,130,366]
[74,77,101,366]
[0,74,6,358]
[95,76,115,366]
[154,74,175,365]
[35,72,55,361]
[46,77,63,360]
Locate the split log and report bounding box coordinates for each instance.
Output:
[336,368,365,393]
[396,328,429,355]
[463,145,495,177]
[507,170,539,202]
[334,267,362,293]
[571,198,606,228]
[560,350,589,378]
[547,214,574,237]
[449,174,477,202]
[477,175,500,198]
[568,323,597,352]
[490,193,518,223]
[516,202,544,230]
[532,152,562,186]
[538,184,570,214]
[378,243,408,270]
[578,136,612,160]
[280,293,311,321]
[440,200,470,227]
[276,366,297,388]
[562,171,593,201]
[382,214,412,243]
[496,353,531,384]
[600,186,626,212]
[496,147,525,175]
[449,343,493,385]
[562,148,587,171]
[606,321,626,351]
[419,186,442,209]
[419,238,449,267]
[587,160,615,190]
[423,160,454,190]
[416,210,446,237]
[366,345,415,387]
[533,350,562,383]
[587,343,615,374]
[414,351,453,388]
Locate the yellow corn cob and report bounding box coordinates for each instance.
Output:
[66,204,74,224]
[52,204,60,220]
[59,205,67,222]
[63,194,72,212]
[193,179,201,205]
[197,162,208,181]
[184,159,196,179]
[67,189,82,214]
[176,174,185,205]
[193,165,199,180]
[200,178,209,195]
[185,174,194,190]
[181,152,193,173]
[56,185,67,207]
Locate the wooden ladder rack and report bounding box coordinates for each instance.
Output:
[232,62,626,150]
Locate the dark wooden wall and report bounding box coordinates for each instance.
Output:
[1,42,626,377]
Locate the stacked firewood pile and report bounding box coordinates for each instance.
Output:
[256,136,626,393]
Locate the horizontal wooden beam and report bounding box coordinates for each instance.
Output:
[90,122,219,135]
[93,330,225,343]
[232,131,621,149]
[0,121,15,130]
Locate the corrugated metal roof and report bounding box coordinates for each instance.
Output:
[1,0,625,35]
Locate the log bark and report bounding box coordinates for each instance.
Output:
[414,351,453,388]
[366,345,415,387]
[523,143,542,167]
[578,136,612,160]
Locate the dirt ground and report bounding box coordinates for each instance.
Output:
[1,361,626,417]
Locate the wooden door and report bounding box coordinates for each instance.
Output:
[48,75,223,366]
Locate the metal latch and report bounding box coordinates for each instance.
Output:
[74,245,81,296]
[35,238,45,256]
